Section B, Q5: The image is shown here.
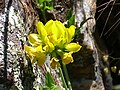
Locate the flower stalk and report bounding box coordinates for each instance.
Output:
[62,63,72,90]
[59,67,68,90]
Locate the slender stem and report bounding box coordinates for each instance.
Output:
[62,63,72,90]
[41,2,47,23]
[59,67,68,90]
[41,10,47,23]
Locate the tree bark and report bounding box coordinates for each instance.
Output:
[0,0,63,90]
[68,0,112,90]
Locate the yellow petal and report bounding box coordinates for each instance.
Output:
[45,20,57,36]
[28,34,41,46]
[45,20,56,35]
[24,45,36,56]
[45,20,58,44]
[48,34,57,45]
[45,20,65,45]
[69,25,75,37]
[65,25,75,43]
[36,52,46,66]
[36,22,47,42]
[57,34,67,48]
[31,58,36,64]
[50,57,60,69]
[35,45,43,52]
[62,52,73,64]
[65,43,82,52]
[54,20,65,38]
[43,39,54,53]
[24,45,38,63]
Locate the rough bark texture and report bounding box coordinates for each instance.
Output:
[0,0,63,90]
[0,0,113,90]
[67,0,105,89]
[67,0,112,90]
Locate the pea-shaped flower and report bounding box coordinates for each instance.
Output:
[65,43,82,52]
[36,22,47,43]
[45,20,66,45]
[43,38,54,53]
[24,20,82,67]
[28,34,41,47]
[50,57,60,69]
[62,52,73,64]
[24,45,46,66]
[65,25,75,44]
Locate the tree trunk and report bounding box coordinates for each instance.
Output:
[0,0,112,90]
[0,0,63,90]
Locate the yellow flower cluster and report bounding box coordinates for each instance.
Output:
[24,20,82,69]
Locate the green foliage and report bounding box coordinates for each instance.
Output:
[40,72,61,90]
[36,0,54,23]
[66,9,75,27]
[67,15,75,28]
[45,72,54,87]
[37,0,53,10]
[66,8,73,20]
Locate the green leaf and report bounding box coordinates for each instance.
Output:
[37,0,45,4]
[43,86,51,90]
[66,9,75,27]
[66,8,73,20]
[44,6,53,10]
[67,15,75,27]
[45,72,54,87]
[44,72,61,90]
[39,86,43,90]
[51,85,61,90]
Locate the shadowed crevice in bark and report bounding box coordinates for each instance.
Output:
[20,57,35,90]
[4,0,12,80]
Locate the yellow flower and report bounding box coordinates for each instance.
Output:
[57,37,66,48]
[24,45,46,66]
[36,22,47,43]
[28,34,41,46]
[62,52,73,64]
[45,20,65,45]
[24,45,37,63]
[36,52,46,66]
[50,57,60,69]
[24,20,82,67]
[65,43,82,52]
[24,45,36,57]
[47,32,57,45]
[65,25,75,43]
[43,38,54,53]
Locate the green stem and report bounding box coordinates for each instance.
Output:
[62,63,72,90]
[41,10,47,23]
[59,67,68,90]
[41,3,46,23]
